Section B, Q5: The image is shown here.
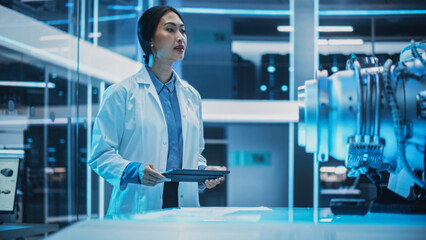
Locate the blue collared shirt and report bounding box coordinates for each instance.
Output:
[120,66,184,189]
[147,66,183,171]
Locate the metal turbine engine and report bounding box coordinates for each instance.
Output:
[298,42,426,199]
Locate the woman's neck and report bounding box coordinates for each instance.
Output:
[148,58,173,84]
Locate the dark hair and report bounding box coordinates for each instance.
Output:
[137,5,184,64]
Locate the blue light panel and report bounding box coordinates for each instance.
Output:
[319,9,426,16]
[178,7,291,16]
[46,7,426,26]
[107,5,138,11]
[267,66,276,73]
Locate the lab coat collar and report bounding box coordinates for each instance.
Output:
[135,65,191,89]
[145,66,176,94]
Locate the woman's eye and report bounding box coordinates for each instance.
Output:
[166,28,174,32]
[181,29,186,34]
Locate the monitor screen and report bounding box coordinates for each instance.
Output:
[0,158,20,213]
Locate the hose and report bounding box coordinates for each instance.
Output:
[354,61,363,141]
[374,72,380,139]
[382,59,426,190]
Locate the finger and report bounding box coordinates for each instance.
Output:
[204,180,211,188]
[142,176,155,183]
[143,174,160,183]
[156,177,170,183]
[145,167,165,180]
[147,171,164,180]
[147,166,165,177]
[149,164,157,171]
[205,180,215,189]
[142,180,156,186]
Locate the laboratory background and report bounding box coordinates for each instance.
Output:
[0,0,426,239]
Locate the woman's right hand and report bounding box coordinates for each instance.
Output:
[138,163,169,186]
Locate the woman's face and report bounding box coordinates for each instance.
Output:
[151,11,186,62]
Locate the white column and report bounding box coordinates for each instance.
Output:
[289,0,319,211]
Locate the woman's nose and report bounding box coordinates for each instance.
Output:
[177,37,185,45]
[177,33,185,43]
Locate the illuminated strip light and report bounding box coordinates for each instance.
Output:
[277,26,294,32]
[0,118,69,126]
[88,32,102,38]
[107,5,140,11]
[320,166,347,174]
[178,7,426,16]
[317,26,353,32]
[178,7,291,15]
[0,149,25,155]
[314,39,364,45]
[278,25,353,32]
[317,39,328,45]
[328,39,364,45]
[89,13,137,23]
[0,81,56,88]
[319,9,426,16]
[44,9,426,26]
[320,218,333,223]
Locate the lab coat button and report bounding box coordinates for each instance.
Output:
[180,195,183,198]
[163,141,167,145]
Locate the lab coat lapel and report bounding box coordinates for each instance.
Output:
[136,67,166,125]
[174,73,189,168]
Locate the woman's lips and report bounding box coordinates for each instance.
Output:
[174,46,184,52]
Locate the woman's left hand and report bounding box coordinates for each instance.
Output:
[203,166,226,189]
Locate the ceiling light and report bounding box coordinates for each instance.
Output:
[277,26,294,32]
[277,25,353,32]
[318,39,328,45]
[317,26,353,32]
[88,32,102,38]
[178,7,290,16]
[328,39,364,45]
[0,81,56,88]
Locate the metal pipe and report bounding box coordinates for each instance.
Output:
[374,72,381,140]
[354,61,363,142]
[366,74,372,138]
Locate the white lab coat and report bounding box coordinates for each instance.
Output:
[89,66,207,215]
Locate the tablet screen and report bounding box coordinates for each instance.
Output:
[0,158,20,213]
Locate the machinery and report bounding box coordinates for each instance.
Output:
[298,41,426,213]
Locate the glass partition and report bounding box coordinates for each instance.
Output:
[1,1,293,228]
[2,0,423,231]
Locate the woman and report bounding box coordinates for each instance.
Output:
[90,5,225,215]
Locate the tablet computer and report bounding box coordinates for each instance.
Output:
[162,169,230,182]
[0,158,20,214]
